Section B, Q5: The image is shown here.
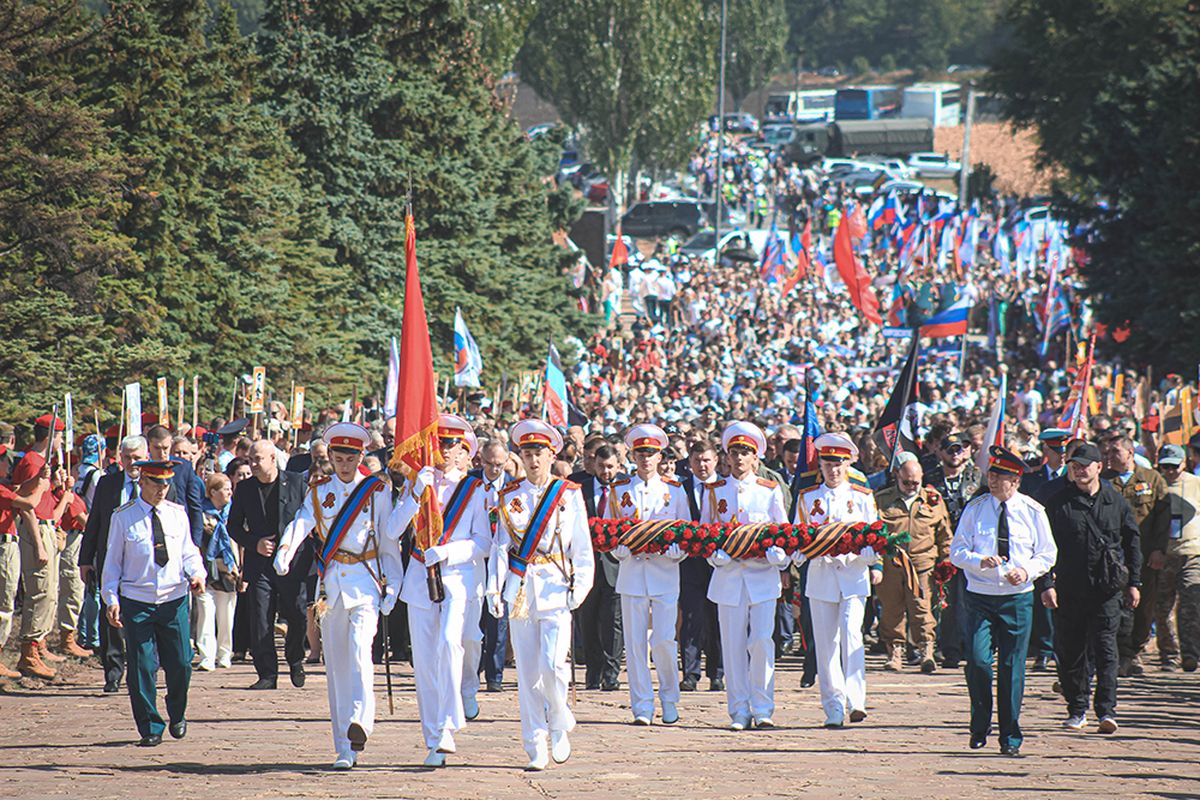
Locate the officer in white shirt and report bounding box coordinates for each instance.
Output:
[488,420,595,771]
[950,445,1056,757]
[794,432,881,728]
[274,423,400,770]
[704,421,789,731]
[389,414,491,767]
[609,424,689,725]
[101,460,206,747]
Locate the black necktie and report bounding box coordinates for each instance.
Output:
[151,507,169,567]
[997,501,1010,561]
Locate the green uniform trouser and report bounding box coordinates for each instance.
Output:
[121,595,193,738]
[964,590,1032,751]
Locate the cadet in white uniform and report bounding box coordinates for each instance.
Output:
[610,424,689,725]
[389,414,491,767]
[488,420,595,771]
[274,423,400,770]
[703,422,789,730]
[794,432,881,728]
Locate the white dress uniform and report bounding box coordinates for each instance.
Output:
[274,425,399,769]
[703,472,788,726]
[389,464,490,762]
[490,466,595,768]
[611,469,689,723]
[797,466,880,725]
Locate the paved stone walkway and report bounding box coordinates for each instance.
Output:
[2,652,1197,799]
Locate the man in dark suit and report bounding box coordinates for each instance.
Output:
[469,440,515,691]
[228,440,310,689]
[145,426,204,546]
[572,444,625,690]
[79,435,148,692]
[678,439,724,691]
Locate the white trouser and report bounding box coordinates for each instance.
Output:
[621,593,681,718]
[461,590,484,703]
[510,608,574,759]
[407,591,469,750]
[322,597,379,754]
[810,595,867,718]
[194,587,237,668]
[717,599,776,721]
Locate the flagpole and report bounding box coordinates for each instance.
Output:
[958,333,967,380]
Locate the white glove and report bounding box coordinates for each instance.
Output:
[567,588,585,611]
[665,543,686,561]
[413,466,436,497]
[380,592,397,615]
[273,548,289,576]
[791,551,808,567]
[765,546,789,568]
[612,544,632,561]
[487,593,503,619]
[708,549,732,568]
[423,544,444,566]
[502,574,521,609]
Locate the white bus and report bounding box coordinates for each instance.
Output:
[901,83,962,127]
[763,89,837,123]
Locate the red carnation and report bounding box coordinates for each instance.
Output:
[870,520,884,532]
[663,530,676,543]
[682,529,693,540]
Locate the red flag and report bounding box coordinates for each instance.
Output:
[610,226,629,267]
[833,205,882,326]
[389,211,444,549]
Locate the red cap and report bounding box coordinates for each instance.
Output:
[34,414,66,431]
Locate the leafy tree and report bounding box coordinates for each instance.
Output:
[463,0,539,79]
[519,0,716,210]
[0,0,155,422]
[987,0,1200,370]
[721,0,788,110]
[260,0,592,385]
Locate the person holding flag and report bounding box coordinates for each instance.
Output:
[273,422,399,770]
[488,419,594,771]
[388,414,490,767]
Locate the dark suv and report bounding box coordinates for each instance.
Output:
[620,200,719,239]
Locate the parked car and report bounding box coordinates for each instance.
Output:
[878,179,958,203]
[906,151,962,178]
[620,200,726,240]
[679,229,772,264]
[859,155,915,179]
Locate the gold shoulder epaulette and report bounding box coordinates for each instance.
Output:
[756,477,778,489]
[499,482,522,496]
[662,478,682,487]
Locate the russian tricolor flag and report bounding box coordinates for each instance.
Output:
[918,298,971,339]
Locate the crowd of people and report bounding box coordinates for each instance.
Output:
[1,143,1198,769]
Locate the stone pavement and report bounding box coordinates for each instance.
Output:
[2,652,1198,800]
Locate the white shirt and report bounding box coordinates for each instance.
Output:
[950,492,1057,596]
[102,498,205,606]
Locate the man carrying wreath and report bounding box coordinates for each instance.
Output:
[610,423,689,726]
[795,432,881,728]
[703,421,789,731]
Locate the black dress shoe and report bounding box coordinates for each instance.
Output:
[347,722,368,752]
[290,664,306,688]
[103,680,120,693]
[800,673,815,689]
[1001,745,1023,758]
[138,734,162,747]
[486,680,503,692]
[1033,655,1051,671]
[709,677,725,691]
[970,735,987,750]
[601,680,620,691]
[168,720,187,739]
[680,676,698,692]
[585,682,600,690]
[248,677,277,690]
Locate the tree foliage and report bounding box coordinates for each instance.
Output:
[462,0,539,79]
[786,0,1004,72]
[721,0,788,110]
[987,0,1200,370]
[518,0,716,207]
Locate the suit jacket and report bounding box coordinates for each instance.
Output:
[228,470,310,579]
[80,469,135,580]
[679,473,714,587]
[168,457,205,547]
[575,471,626,587]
